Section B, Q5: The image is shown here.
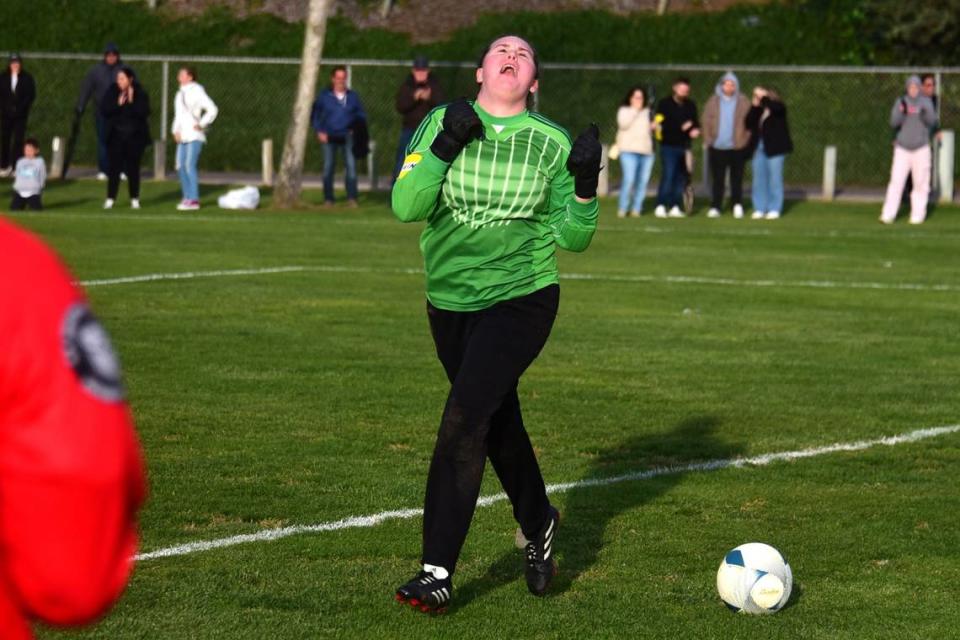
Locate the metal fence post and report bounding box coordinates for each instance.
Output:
[368,140,378,191]
[598,143,609,196]
[50,136,64,179]
[822,145,837,201]
[161,59,169,143]
[937,129,954,203]
[153,141,165,180]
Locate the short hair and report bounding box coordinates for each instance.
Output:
[476,35,540,79]
[673,76,690,87]
[621,85,647,107]
[180,65,198,81]
[24,137,39,149]
[920,73,936,83]
[330,65,347,77]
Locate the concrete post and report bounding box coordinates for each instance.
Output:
[822,145,837,201]
[938,129,954,203]
[598,144,609,197]
[50,136,65,179]
[160,60,169,143]
[153,142,165,180]
[262,139,274,186]
[367,140,378,191]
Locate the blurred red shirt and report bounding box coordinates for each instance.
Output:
[0,218,146,639]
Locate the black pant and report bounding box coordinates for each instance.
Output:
[0,116,27,169]
[709,147,746,209]
[422,284,559,574]
[107,138,144,200]
[10,193,42,210]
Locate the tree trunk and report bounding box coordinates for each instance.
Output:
[274,0,334,208]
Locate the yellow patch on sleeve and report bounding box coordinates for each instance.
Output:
[397,153,423,180]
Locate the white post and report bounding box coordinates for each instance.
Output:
[938,129,954,204]
[262,139,274,186]
[160,60,169,142]
[153,142,165,180]
[50,136,64,179]
[367,140,378,191]
[598,143,609,197]
[822,145,837,201]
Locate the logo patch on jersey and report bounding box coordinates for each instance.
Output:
[62,303,125,403]
[397,153,422,180]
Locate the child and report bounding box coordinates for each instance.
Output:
[10,137,45,210]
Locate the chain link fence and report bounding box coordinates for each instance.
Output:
[17,52,960,191]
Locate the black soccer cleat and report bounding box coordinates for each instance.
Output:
[524,506,560,596]
[395,570,452,613]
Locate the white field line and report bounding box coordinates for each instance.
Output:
[79,264,960,293]
[136,424,960,561]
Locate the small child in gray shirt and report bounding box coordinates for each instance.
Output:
[11,138,46,210]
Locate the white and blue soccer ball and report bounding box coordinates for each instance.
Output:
[716,542,793,614]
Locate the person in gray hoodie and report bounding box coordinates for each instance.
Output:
[76,42,127,179]
[10,137,45,210]
[702,71,751,218]
[880,75,938,224]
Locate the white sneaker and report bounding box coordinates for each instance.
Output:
[668,206,686,218]
[131,199,141,209]
[617,210,627,218]
[879,217,894,225]
[654,205,667,218]
[751,210,765,219]
[733,204,744,219]
[765,210,780,220]
[629,210,642,218]
[908,218,924,225]
[103,198,114,210]
[96,172,108,181]
[120,173,128,181]
[707,208,721,218]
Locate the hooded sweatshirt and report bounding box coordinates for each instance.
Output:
[891,75,938,151]
[702,72,751,150]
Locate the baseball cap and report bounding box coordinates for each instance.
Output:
[413,55,429,70]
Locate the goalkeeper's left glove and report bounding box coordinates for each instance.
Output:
[566,123,602,200]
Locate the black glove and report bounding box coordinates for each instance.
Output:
[566,123,602,199]
[430,99,484,162]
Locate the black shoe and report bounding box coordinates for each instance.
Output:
[525,506,560,596]
[395,570,452,613]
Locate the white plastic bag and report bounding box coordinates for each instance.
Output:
[217,186,260,210]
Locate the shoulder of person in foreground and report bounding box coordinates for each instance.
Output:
[0,218,146,628]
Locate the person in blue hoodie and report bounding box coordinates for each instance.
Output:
[311,66,367,207]
[701,71,751,219]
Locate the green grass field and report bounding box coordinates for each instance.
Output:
[11,180,960,639]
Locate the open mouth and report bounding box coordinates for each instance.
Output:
[499,63,517,77]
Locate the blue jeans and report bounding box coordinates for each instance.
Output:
[657,144,686,208]
[393,128,415,183]
[618,152,654,213]
[322,133,357,202]
[176,140,203,201]
[94,113,109,174]
[751,142,786,213]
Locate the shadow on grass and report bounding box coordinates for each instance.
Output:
[454,415,745,609]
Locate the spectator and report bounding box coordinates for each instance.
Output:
[903,73,942,201]
[653,77,700,218]
[9,137,45,211]
[100,67,150,210]
[76,43,125,181]
[880,75,938,225]
[393,55,445,183]
[171,66,218,211]
[311,66,367,207]
[0,53,36,178]
[0,218,146,640]
[745,86,793,220]
[702,71,751,219]
[615,85,655,218]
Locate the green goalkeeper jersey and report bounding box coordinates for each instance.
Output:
[391,102,599,312]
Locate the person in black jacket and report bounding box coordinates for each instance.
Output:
[745,86,793,220]
[100,67,150,210]
[76,43,126,180]
[653,77,700,218]
[0,53,36,177]
[392,55,446,183]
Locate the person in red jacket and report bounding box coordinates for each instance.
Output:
[0,217,147,639]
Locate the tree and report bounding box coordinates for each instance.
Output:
[274,0,335,208]
[865,0,960,64]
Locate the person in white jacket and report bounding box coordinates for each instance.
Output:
[615,86,655,217]
[171,66,217,211]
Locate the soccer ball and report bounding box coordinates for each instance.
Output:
[716,542,792,614]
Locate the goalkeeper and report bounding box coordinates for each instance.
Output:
[391,34,601,612]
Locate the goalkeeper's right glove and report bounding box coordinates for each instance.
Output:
[431,99,485,163]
